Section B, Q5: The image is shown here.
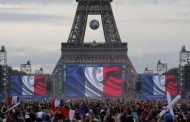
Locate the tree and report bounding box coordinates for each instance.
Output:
[164,67,178,76]
[7,66,26,76]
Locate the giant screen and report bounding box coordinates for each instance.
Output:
[62,64,126,98]
[10,75,46,96]
[141,75,177,99]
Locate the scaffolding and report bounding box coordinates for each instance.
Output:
[179,46,190,97]
[0,46,8,101]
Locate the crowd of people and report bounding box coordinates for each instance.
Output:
[0,97,190,122]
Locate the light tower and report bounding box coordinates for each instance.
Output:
[35,67,43,75]
[144,67,153,75]
[179,46,190,97]
[157,60,167,75]
[20,60,31,74]
[0,45,8,101]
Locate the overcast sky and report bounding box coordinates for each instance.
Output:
[0,0,190,74]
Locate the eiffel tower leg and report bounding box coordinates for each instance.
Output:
[101,5,121,42]
[68,1,88,43]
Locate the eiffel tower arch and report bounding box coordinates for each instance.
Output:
[52,0,137,98]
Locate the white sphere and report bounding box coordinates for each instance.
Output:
[90,19,99,30]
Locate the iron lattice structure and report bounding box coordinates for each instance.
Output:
[68,0,121,43]
[52,0,137,98]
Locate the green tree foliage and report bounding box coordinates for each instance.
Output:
[7,66,26,76]
[164,67,178,75]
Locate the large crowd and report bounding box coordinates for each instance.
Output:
[0,97,190,122]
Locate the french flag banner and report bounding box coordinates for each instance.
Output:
[66,66,123,97]
[10,75,46,96]
[51,99,64,107]
[141,75,177,99]
[7,96,19,105]
[48,107,75,120]
[59,107,75,120]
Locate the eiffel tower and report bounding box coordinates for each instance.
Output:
[52,0,137,98]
